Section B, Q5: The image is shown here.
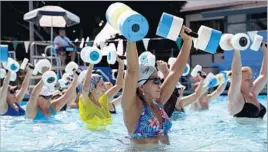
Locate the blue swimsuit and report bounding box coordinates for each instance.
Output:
[34,107,56,120]
[2,103,25,116]
[131,101,172,139]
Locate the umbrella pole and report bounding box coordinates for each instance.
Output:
[51,16,53,45]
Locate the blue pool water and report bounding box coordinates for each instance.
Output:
[1,96,267,151]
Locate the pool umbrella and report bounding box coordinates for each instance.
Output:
[23,5,80,44]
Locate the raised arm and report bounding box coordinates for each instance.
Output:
[105,57,124,100]
[26,79,44,119]
[51,71,78,112]
[207,82,227,102]
[160,26,192,104]
[121,41,139,112]
[228,50,242,104]
[0,71,11,114]
[82,64,94,96]
[16,66,32,104]
[177,80,206,108]
[253,43,267,95]
[228,49,244,115]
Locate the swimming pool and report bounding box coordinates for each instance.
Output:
[1,95,267,151]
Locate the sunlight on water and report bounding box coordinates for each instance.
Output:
[1,96,267,151]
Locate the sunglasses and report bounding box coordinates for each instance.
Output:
[40,95,52,100]
[8,87,19,94]
[9,89,17,94]
[139,77,161,85]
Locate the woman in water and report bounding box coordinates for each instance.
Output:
[26,69,79,120]
[121,26,192,147]
[189,71,227,110]
[0,65,32,116]
[228,43,267,118]
[79,57,124,129]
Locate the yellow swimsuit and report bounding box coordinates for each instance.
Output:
[78,94,112,130]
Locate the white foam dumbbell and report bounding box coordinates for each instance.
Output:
[65,61,79,75]
[191,64,202,77]
[231,33,250,50]
[203,72,229,88]
[10,72,17,82]
[168,57,176,66]
[182,64,190,76]
[112,69,117,80]
[0,68,6,79]
[107,43,117,65]
[157,13,222,54]
[42,71,57,87]
[32,59,52,75]
[106,2,149,41]
[220,33,250,51]
[80,46,102,64]
[219,34,234,51]
[20,58,29,70]
[3,58,20,72]
[250,35,263,51]
[194,25,222,54]
[139,51,155,66]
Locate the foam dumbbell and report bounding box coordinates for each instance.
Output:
[182,64,190,76]
[106,2,149,41]
[32,59,52,75]
[112,69,127,80]
[167,57,189,76]
[157,13,222,54]
[0,69,17,81]
[58,78,69,89]
[42,71,57,87]
[20,58,29,70]
[80,46,102,64]
[191,64,202,77]
[157,12,197,41]
[194,25,222,54]
[203,73,217,88]
[220,33,250,51]
[250,35,263,51]
[0,68,6,79]
[204,72,229,88]
[0,45,8,62]
[10,72,17,82]
[139,51,156,66]
[112,69,117,80]
[107,43,117,65]
[168,57,176,67]
[2,58,20,72]
[65,61,79,75]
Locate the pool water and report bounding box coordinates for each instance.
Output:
[1,96,267,151]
